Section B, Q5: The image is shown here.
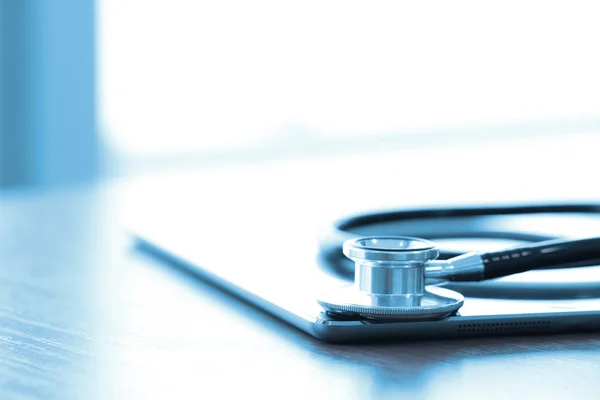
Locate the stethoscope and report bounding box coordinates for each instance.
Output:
[317,204,600,321]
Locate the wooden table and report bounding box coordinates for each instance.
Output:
[3,135,600,399]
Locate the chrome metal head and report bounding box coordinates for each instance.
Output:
[343,236,439,262]
[318,236,464,320]
[344,236,437,296]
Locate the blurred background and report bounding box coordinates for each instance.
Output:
[1,0,600,189]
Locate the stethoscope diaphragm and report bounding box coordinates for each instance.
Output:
[317,237,465,320]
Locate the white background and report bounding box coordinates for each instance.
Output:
[99,1,600,158]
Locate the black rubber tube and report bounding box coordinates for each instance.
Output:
[481,237,600,279]
[322,203,600,280]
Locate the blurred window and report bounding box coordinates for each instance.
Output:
[99,1,600,161]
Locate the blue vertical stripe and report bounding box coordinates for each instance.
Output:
[0,0,97,188]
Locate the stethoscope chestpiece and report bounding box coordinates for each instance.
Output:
[317,236,464,321]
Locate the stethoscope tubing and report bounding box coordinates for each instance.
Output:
[321,203,600,280]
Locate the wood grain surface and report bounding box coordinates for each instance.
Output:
[3,136,600,399]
